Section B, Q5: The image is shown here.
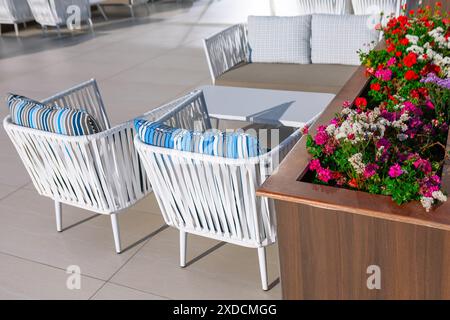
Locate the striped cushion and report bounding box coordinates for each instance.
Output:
[135,119,260,159]
[7,94,100,136]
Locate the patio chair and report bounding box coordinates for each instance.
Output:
[90,0,108,20]
[0,0,34,36]
[134,90,302,290]
[27,0,94,36]
[3,79,181,253]
[100,0,150,18]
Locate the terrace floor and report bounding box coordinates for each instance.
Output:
[0,0,282,299]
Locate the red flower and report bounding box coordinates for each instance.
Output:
[403,52,417,68]
[355,97,367,108]
[405,70,418,81]
[370,83,381,91]
[348,178,358,188]
[400,38,409,46]
[395,51,403,57]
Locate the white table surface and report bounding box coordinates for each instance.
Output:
[200,85,335,128]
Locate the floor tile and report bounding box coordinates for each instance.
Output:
[0,252,104,300]
[91,283,167,300]
[111,227,281,299]
[0,189,167,280]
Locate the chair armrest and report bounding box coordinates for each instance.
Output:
[203,23,249,83]
[140,90,212,131]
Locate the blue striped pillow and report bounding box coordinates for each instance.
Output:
[7,94,100,136]
[134,119,260,159]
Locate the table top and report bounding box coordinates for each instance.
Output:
[200,85,335,128]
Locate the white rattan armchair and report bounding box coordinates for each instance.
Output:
[27,0,94,36]
[134,90,302,290]
[203,23,249,85]
[0,0,34,36]
[3,79,182,253]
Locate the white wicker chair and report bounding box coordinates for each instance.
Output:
[2,79,185,253]
[203,23,249,85]
[27,0,94,36]
[0,0,34,36]
[134,90,302,290]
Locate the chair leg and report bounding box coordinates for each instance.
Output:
[55,201,62,232]
[129,5,135,18]
[97,4,108,20]
[180,230,187,267]
[88,19,94,33]
[56,25,61,37]
[14,23,19,37]
[110,214,122,254]
[23,22,27,28]
[257,247,268,291]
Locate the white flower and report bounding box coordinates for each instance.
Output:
[348,153,365,175]
[432,191,447,203]
[420,197,434,212]
[407,44,424,55]
[406,34,419,45]
[326,124,336,135]
[397,133,408,141]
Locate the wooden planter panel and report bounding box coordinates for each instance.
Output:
[257,46,450,299]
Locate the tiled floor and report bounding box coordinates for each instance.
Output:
[0,0,281,299]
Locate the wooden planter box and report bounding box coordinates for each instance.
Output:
[257,65,450,300]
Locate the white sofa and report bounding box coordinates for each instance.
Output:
[203,14,380,94]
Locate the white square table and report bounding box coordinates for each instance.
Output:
[200,85,335,128]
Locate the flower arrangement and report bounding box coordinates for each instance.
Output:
[304,4,450,211]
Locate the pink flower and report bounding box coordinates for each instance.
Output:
[375,68,393,81]
[364,164,379,179]
[324,141,336,155]
[387,57,397,67]
[425,100,435,110]
[388,164,403,178]
[317,167,333,183]
[309,159,321,171]
[301,125,309,134]
[413,158,432,174]
[314,126,329,145]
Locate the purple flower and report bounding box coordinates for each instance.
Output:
[364,164,379,179]
[388,164,403,178]
[421,73,450,89]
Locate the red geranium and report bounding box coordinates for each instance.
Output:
[355,97,367,108]
[405,70,419,81]
[370,83,381,91]
[400,38,409,46]
[403,52,417,68]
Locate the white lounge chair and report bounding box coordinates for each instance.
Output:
[27,0,94,36]
[0,0,34,36]
[134,90,302,290]
[100,0,150,18]
[3,79,181,253]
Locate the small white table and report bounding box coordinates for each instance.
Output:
[200,85,335,128]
